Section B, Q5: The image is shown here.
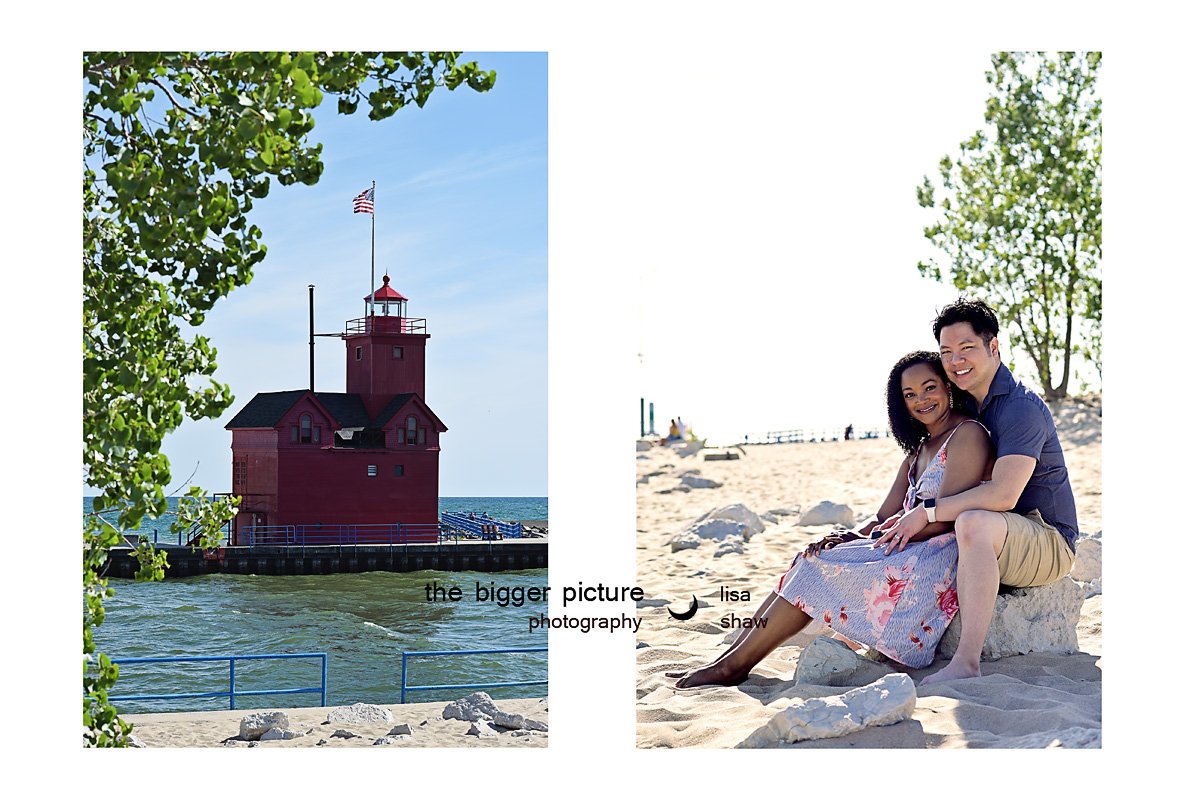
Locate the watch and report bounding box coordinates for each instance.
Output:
[923,497,937,523]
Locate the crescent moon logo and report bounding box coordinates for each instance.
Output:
[668,595,699,621]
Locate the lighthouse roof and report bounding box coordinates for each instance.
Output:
[365,274,408,302]
[225,389,446,432]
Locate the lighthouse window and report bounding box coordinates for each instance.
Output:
[234,461,246,487]
[418,427,427,445]
[367,464,378,477]
[300,414,312,444]
[313,426,321,444]
[355,346,363,361]
[392,346,404,360]
[393,465,405,477]
[406,416,418,445]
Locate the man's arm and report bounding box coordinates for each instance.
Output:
[933,454,1035,521]
[874,454,1035,552]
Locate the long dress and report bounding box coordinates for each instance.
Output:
[775,421,982,668]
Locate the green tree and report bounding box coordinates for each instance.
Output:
[916,52,1101,399]
[83,52,495,746]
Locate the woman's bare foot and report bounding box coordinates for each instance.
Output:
[919,657,981,686]
[674,661,750,688]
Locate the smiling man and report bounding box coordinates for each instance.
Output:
[873,298,1078,685]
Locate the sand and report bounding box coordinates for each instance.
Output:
[635,400,1102,748]
[124,697,548,748]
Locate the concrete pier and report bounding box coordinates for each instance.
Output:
[103,540,548,578]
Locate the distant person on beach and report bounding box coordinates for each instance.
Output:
[665,418,681,443]
[877,299,1078,686]
[845,423,854,440]
[671,351,991,687]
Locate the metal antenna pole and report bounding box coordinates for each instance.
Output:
[314,283,318,393]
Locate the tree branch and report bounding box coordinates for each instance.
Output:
[150,77,202,120]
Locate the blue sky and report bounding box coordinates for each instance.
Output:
[85,52,548,498]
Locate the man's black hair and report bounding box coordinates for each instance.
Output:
[886,351,976,457]
[932,298,1000,344]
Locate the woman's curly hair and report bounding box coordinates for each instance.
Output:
[886,351,976,456]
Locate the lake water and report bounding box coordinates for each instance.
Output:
[87,496,549,713]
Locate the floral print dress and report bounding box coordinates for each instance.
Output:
[775,421,983,668]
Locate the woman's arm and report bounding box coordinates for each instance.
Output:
[937,420,992,499]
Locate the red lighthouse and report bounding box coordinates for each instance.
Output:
[225,275,447,543]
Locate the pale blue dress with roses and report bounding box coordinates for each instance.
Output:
[775,421,983,668]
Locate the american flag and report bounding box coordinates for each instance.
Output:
[353,187,375,214]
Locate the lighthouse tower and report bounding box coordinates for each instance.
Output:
[225,276,447,542]
[345,274,429,418]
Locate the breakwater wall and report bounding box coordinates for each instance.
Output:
[103,540,548,578]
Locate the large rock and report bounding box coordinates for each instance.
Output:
[691,504,766,538]
[680,474,722,489]
[326,703,394,726]
[635,439,653,452]
[443,692,501,722]
[667,519,744,547]
[1070,537,1101,583]
[798,501,856,527]
[737,673,917,747]
[939,577,1084,660]
[792,636,894,687]
[239,711,290,741]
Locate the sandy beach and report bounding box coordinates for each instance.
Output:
[635,400,1101,748]
[124,696,548,748]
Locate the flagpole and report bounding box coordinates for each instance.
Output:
[370,179,376,318]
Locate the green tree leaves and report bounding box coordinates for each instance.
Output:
[83,51,494,746]
[917,52,1101,399]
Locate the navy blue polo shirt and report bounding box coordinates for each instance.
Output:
[977,364,1079,552]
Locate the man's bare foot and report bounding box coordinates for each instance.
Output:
[919,659,982,686]
[674,662,749,688]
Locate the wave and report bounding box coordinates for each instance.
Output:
[363,621,403,638]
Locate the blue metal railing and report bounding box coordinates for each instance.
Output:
[400,647,548,703]
[120,525,232,548]
[103,653,327,711]
[239,523,441,547]
[439,512,523,539]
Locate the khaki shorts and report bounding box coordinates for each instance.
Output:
[996,509,1076,588]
